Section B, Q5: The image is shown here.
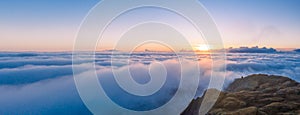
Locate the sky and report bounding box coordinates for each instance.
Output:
[0,0,299,51]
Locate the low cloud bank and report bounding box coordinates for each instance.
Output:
[0,52,299,114]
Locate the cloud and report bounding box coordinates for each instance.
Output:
[0,52,39,57]
[0,59,72,69]
[0,76,91,115]
[0,52,299,114]
[0,63,94,85]
[225,53,300,81]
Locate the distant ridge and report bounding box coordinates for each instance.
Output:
[228,46,277,53]
[294,49,300,52]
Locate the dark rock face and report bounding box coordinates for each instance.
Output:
[182,74,300,115]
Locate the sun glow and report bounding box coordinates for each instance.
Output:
[196,44,210,51]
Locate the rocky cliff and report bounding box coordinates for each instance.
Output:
[182,74,300,115]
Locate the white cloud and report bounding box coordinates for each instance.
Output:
[0,52,298,114]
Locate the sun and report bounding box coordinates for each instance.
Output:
[196,44,210,51]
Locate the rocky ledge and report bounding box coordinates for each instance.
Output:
[182,74,300,115]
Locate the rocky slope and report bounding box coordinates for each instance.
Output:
[182,74,300,115]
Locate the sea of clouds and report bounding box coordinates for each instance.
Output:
[0,51,299,114]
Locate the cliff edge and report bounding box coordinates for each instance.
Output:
[182,74,300,115]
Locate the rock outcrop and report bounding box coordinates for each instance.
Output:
[182,74,300,115]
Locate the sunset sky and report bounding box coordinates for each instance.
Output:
[0,0,299,51]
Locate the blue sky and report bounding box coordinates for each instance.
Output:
[0,0,299,51]
[201,0,300,48]
[0,0,98,51]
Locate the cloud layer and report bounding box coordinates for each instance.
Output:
[0,52,299,114]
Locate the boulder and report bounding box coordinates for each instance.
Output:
[182,74,300,115]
